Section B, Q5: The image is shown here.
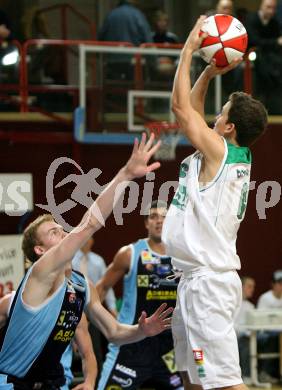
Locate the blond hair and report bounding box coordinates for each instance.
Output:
[22,214,54,263]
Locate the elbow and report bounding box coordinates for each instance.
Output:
[96,283,108,304]
[107,323,124,346]
[107,323,119,345]
[108,333,122,347]
[172,100,192,121]
[171,100,182,115]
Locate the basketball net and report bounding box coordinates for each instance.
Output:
[145,121,181,161]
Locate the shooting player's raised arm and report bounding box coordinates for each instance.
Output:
[172,16,225,163]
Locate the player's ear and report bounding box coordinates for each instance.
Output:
[144,218,149,230]
[34,245,44,257]
[225,122,235,135]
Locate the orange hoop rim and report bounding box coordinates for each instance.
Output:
[145,121,180,138]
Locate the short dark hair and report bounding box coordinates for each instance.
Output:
[22,214,54,263]
[227,92,268,146]
[241,276,255,286]
[144,200,168,220]
[154,10,168,23]
[272,270,282,283]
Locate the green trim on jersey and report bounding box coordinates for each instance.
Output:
[226,143,252,165]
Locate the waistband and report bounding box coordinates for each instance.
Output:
[180,266,236,279]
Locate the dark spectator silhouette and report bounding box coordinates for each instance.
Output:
[151,10,179,81]
[246,0,282,114]
[206,0,234,16]
[0,9,12,40]
[152,10,178,44]
[99,0,152,81]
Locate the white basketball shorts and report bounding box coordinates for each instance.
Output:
[172,268,243,389]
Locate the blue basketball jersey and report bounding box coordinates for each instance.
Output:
[98,239,179,390]
[118,238,178,325]
[60,344,73,389]
[0,267,89,389]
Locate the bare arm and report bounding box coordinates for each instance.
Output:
[0,293,13,329]
[25,134,161,305]
[191,60,243,118]
[96,245,131,303]
[172,16,225,163]
[96,255,118,312]
[72,313,97,390]
[85,282,172,346]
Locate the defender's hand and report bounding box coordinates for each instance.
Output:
[138,303,173,337]
[124,133,161,180]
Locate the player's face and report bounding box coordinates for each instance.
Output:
[261,0,277,20]
[145,207,167,242]
[243,279,255,299]
[217,0,233,15]
[35,221,66,253]
[273,281,282,296]
[214,101,231,136]
[156,17,168,33]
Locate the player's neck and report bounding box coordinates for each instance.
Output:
[225,135,239,146]
[147,238,166,255]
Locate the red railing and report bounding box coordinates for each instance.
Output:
[36,3,96,40]
[0,39,255,119]
[36,4,96,83]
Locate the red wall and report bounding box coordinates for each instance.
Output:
[0,124,281,302]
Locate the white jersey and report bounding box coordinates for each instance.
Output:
[257,290,282,309]
[162,139,251,272]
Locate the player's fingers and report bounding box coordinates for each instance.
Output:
[159,306,174,319]
[146,161,161,173]
[195,15,207,31]
[144,132,155,152]
[164,323,172,329]
[162,317,172,325]
[139,132,147,150]
[197,15,207,26]
[132,137,139,153]
[227,57,243,68]
[210,59,217,67]
[153,303,168,317]
[222,57,243,73]
[147,139,162,158]
[138,311,147,323]
[199,31,208,40]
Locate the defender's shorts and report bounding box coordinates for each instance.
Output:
[97,335,183,390]
[172,268,243,389]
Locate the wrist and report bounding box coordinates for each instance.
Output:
[203,67,215,80]
[137,323,146,340]
[119,166,133,182]
[182,46,194,57]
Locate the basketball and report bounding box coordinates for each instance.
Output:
[199,14,248,67]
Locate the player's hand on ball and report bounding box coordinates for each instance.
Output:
[124,132,161,180]
[138,303,173,337]
[183,15,207,53]
[205,57,243,78]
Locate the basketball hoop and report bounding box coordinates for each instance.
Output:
[145,121,181,161]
